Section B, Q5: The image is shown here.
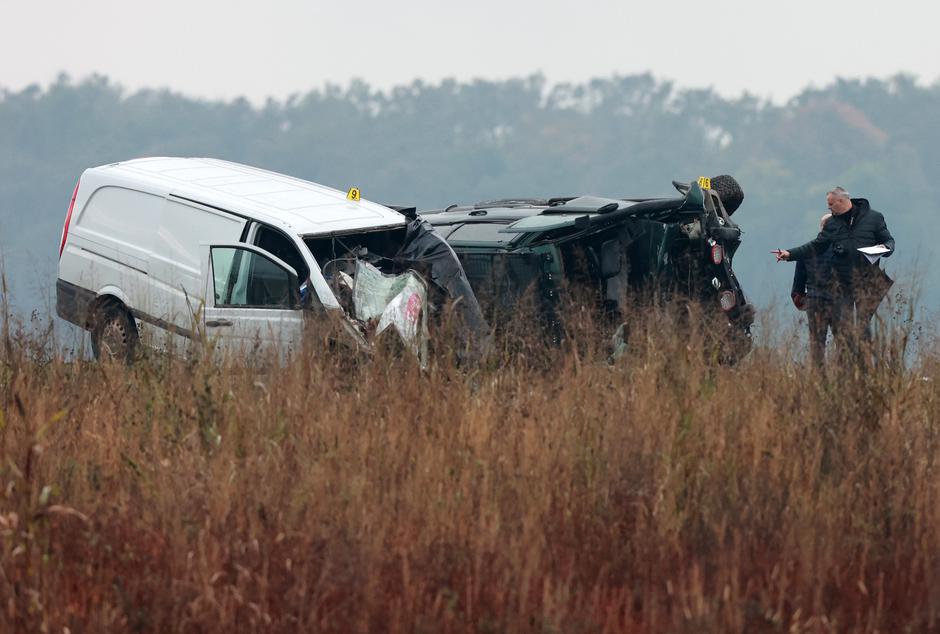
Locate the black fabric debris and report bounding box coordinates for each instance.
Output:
[394,217,492,360]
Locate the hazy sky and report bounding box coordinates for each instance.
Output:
[1,0,937,103]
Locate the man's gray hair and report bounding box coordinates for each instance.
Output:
[828,186,851,199]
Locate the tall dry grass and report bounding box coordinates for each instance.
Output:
[1,295,939,633]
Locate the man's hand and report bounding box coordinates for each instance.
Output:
[771,249,790,262]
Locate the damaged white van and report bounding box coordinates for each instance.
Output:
[56,157,488,363]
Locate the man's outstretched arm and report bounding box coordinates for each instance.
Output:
[774,231,831,262]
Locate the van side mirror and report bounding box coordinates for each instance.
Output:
[600,239,622,279]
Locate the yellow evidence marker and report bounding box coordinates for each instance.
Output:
[697,176,711,190]
[347,187,361,201]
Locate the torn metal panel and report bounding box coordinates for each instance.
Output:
[353,260,429,367]
[301,216,492,365]
[394,217,492,361]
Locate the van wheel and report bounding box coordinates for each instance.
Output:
[91,304,139,363]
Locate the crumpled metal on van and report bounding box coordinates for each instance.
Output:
[353,260,429,368]
[394,217,492,361]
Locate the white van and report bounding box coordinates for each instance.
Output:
[56,157,418,361]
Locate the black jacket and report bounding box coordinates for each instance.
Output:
[787,198,894,292]
[792,251,833,301]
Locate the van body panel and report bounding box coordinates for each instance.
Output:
[59,243,144,314]
[94,285,132,307]
[149,198,245,332]
[63,186,163,316]
[202,306,304,359]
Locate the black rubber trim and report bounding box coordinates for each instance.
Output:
[239,221,253,243]
[56,279,96,328]
[79,247,148,275]
[130,309,196,340]
[168,194,252,222]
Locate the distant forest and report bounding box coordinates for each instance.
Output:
[1,73,937,323]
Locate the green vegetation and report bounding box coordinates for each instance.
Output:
[1,73,937,317]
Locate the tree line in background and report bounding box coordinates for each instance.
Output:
[1,72,937,319]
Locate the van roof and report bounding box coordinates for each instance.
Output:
[90,157,406,236]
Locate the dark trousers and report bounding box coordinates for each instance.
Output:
[806,298,833,366]
[830,291,880,364]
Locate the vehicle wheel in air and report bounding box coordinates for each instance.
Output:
[91,303,139,363]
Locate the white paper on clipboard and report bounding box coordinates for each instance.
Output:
[858,245,891,263]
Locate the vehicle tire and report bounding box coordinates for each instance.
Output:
[91,303,139,363]
[709,175,744,215]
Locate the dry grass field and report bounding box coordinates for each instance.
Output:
[1,295,938,632]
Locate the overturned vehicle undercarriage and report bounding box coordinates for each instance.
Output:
[417,175,755,363]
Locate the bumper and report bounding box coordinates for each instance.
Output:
[56,278,96,330]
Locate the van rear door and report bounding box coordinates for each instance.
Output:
[200,243,304,359]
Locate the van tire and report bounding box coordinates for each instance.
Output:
[91,303,139,364]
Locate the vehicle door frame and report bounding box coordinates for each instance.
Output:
[244,220,338,309]
[198,241,305,359]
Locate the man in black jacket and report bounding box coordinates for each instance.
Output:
[773,187,895,356]
[791,214,835,366]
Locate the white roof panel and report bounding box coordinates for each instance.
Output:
[98,157,406,236]
[216,180,295,196]
[252,189,330,210]
[160,166,236,180]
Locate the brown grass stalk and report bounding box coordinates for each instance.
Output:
[0,299,938,633]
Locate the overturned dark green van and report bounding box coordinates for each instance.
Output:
[420,176,755,361]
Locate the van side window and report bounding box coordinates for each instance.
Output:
[211,247,296,308]
[254,226,309,282]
